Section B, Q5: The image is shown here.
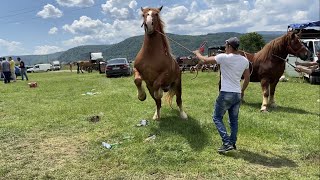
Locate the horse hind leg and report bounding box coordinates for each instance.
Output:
[174,79,187,120]
[133,68,146,101]
[268,80,279,108]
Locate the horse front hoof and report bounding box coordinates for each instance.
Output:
[153,115,160,120]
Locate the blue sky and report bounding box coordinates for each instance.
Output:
[0,0,319,56]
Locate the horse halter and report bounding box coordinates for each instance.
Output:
[286,37,307,56]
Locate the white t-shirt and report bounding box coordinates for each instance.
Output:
[215,53,249,93]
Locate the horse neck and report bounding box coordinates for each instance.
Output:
[261,36,289,59]
[143,32,168,55]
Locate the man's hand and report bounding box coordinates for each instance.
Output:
[295,67,302,72]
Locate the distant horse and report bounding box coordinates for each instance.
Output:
[133,6,187,120]
[74,61,94,73]
[239,31,311,112]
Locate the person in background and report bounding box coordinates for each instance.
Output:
[9,57,16,82]
[18,57,28,81]
[1,57,11,83]
[294,51,320,76]
[193,37,250,153]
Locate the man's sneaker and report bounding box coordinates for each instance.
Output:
[232,143,237,150]
[217,144,234,153]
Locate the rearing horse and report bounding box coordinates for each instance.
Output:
[240,31,311,112]
[133,6,187,120]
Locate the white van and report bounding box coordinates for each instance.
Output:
[32,64,52,72]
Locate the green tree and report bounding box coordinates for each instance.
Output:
[239,32,266,53]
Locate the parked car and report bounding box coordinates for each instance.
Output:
[105,58,132,77]
[26,66,33,73]
[31,64,52,72]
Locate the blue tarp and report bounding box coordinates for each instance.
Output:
[288,21,320,29]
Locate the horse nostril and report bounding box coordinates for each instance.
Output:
[152,22,153,25]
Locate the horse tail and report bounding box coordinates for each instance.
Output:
[165,88,176,109]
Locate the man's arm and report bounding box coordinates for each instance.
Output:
[193,50,217,64]
[295,61,318,67]
[241,68,250,93]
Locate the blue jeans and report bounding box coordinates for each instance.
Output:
[213,91,241,145]
[21,68,28,80]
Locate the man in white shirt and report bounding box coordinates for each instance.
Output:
[194,37,250,153]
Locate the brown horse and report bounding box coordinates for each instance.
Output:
[239,31,311,112]
[133,6,187,120]
[74,61,94,73]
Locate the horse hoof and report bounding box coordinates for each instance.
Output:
[153,115,160,120]
[269,103,277,108]
[138,93,146,101]
[260,109,269,113]
[180,111,188,120]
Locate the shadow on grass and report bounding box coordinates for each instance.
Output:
[150,112,210,151]
[243,101,318,115]
[222,149,298,168]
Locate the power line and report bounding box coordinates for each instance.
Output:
[1,3,101,25]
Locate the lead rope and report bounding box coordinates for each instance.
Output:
[156,30,200,79]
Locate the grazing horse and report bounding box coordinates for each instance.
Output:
[133,6,187,120]
[74,61,94,73]
[240,31,311,112]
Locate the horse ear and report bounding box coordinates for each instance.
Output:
[141,7,144,12]
[159,6,163,11]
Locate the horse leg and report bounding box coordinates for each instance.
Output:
[260,78,270,112]
[268,80,279,108]
[133,68,146,101]
[175,78,188,120]
[152,72,168,100]
[146,85,162,120]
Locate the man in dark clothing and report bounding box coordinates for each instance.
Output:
[1,58,11,83]
[17,57,28,80]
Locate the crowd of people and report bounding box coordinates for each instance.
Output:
[0,56,28,84]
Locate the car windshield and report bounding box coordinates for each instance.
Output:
[108,58,127,64]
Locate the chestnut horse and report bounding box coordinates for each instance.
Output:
[239,31,311,112]
[133,6,187,120]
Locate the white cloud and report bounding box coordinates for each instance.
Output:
[33,45,63,55]
[63,16,109,34]
[56,0,94,7]
[0,39,24,55]
[49,27,58,34]
[37,4,63,19]
[101,0,137,20]
[62,16,142,47]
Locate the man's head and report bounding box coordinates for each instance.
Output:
[17,57,21,61]
[225,37,240,52]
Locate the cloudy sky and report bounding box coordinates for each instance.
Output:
[0,0,319,56]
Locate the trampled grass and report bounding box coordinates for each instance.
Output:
[0,71,319,179]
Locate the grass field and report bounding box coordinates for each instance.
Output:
[0,71,319,179]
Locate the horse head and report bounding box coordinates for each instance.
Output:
[141,6,163,35]
[286,31,312,60]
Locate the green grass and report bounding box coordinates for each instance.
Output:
[0,71,319,179]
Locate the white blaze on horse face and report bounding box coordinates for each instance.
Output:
[146,10,154,33]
